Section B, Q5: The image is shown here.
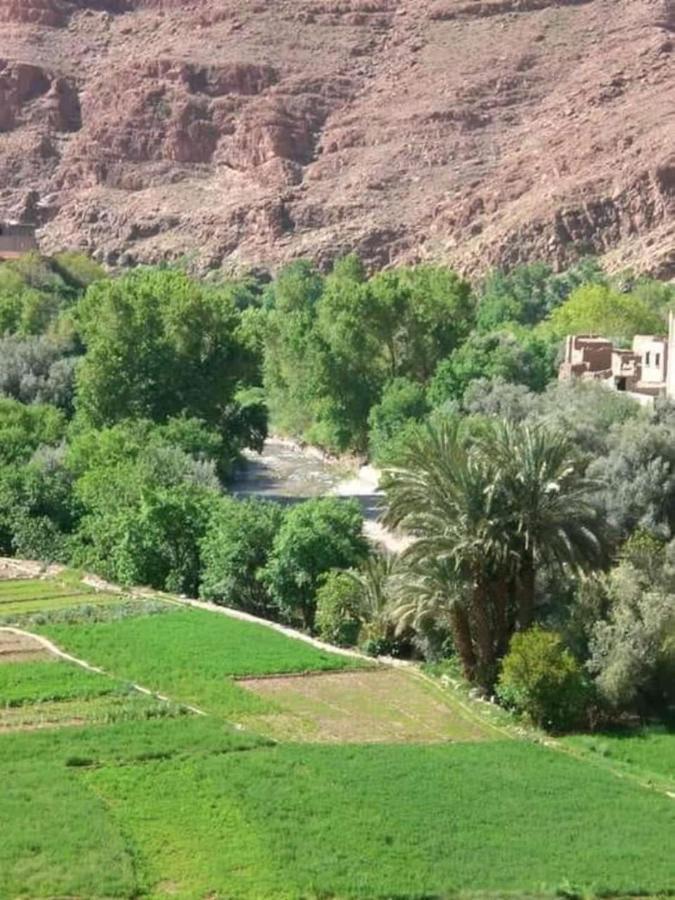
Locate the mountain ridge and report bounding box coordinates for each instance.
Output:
[0,0,673,275]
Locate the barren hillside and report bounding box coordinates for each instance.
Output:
[0,0,673,275]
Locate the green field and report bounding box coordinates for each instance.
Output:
[0,660,117,707]
[1,725,674,899]
[0,576,123,617]
[37,606,363,716]
[564,725,675,791]
[0,575,673,899]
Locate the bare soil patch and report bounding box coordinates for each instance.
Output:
[0,631,53,663]
[0,558,64,581]
[239,668,494,743]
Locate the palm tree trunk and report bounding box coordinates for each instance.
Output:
[449,603,476,681]
[471,576,496,691]
[493,578,510,658]
[517,558,536,630]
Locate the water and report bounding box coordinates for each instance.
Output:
[233,439,348,501]
[232,438,410,553]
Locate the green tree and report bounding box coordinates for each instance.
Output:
[263,260,325,438]
[74,482,215,594]
[75,268,260,450]
[588,557,675,712]
[477,259,605,330]
[546,284,665,343]
[315,570,362,646]
[199,497,285,616]
[428,330,556,407]
[368,377,429,464]
[0,398,66,466]
[262,498,368,630]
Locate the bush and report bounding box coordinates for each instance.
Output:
[497,628,590,731]
[314,571,361,646]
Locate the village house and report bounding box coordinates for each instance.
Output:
[0,222,37,260]
[559,310,675,405]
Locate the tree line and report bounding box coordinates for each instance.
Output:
[0,249,673,732]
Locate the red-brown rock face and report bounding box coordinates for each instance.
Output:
[0,0,673,275]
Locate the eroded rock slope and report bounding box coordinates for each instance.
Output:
[1,0,673,274]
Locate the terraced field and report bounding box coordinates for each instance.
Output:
[0,573,673,899]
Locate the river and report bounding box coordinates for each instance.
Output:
[233,438,410,554]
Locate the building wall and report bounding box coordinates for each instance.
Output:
[633,335,668,385]
[667,311,675,401]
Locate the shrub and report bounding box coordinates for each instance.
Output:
[497,628,590,731]
[314,571,361,646]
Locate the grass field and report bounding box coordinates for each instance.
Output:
[37,606,364,717]
[0,576,122,617]
[563,724,675,791]
[1,725,674,899]
[0,653,182,730]
[1,574,674,899]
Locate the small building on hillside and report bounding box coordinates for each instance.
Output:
[0,223,37,260]
[559,310,675,405]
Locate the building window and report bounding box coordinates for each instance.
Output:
[645,351,651,365]
[656,353,661,367]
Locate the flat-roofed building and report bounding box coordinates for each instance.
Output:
[560,311,675,405]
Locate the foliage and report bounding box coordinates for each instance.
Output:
[587,558,675,711]
[368,377,429,464]
[586,416,675,538]
[199,497,285,616]
[0,398,65,466]
[497,628,591,730]
[264,256,473,452]
[262,498,369,629]
[346,553,401,650]
[546,283,665,343]
[0,253,87,337]
[0,334,78,412]
[75,268,263,461]
[314,570,362,646]
[382,420,605,690]
[476,258,605,330]
[73,482,216,595]
[428,329,556,407]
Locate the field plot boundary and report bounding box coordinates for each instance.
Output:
[0,627,206,717]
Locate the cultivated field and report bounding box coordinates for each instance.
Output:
[0,574,673,899]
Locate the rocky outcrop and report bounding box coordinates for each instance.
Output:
[0,0,672,276]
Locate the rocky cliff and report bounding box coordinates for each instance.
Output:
[1,0,673,275]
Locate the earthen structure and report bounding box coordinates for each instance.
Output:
[559,311,675,405]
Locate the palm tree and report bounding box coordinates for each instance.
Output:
[381,420,509,687]
[388,557,477,681]
[345,553,399,644]
[481,421,606,629]
[381,419,605,690]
